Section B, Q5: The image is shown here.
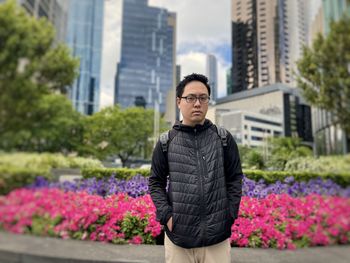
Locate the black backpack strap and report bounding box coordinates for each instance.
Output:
[160,131,169,152]
[159,129,178,152]
[217,126,228,147]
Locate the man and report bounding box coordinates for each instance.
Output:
[149,73,243,263]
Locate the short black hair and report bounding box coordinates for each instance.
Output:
[176,73,211,98]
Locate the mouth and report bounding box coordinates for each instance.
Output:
[192,111,202,115]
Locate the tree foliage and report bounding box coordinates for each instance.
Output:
[1,94,83,152]
[0,1,80,152]
[82,106,161,166]
[266,137,312,170]
[238,145,265,170]
[296,15,350,134]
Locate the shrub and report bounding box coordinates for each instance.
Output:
[0,166,51,195]
[244,169,350,187]
[0,152,103,170]
[0,152,102,194]
[82,168,150,180]
[284,155,350,174]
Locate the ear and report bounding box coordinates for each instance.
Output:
[176,97,181,108]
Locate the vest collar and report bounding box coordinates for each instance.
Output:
[173,119,213,133]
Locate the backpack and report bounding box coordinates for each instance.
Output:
[159,125,228,153]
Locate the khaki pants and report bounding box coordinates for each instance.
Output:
[164,233,231,263]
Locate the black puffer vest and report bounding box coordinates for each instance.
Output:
[165,120,233,248]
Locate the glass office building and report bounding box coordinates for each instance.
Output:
[66,0,104,115]
[230,0,309,93]
[115,0,176,114]
[0,0,69,43]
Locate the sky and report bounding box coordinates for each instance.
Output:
[99,0,232,109]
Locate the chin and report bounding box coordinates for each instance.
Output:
[192,117,205,123]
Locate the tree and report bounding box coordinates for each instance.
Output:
[238,145,265,170]
[82,106,160,167]
[296,15,350,134]
[266,137,312,170]
[246,150,265,170]
[0,1,80,151]
[25,94,83,152]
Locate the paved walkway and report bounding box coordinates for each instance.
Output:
[0,232,349,263]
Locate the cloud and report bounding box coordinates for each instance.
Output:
[149,0,231,44]
[178,52,206,76]
[178,52,229,99]
[99,0,122,109]
[100,87,114,109]
[149,0,231,95]
[100,0,231,107]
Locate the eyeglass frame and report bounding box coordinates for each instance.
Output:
[179,95,211,104]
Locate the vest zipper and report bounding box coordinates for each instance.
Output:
[194,128,207,245]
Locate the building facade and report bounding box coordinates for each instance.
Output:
[216,110,283,148]
[115,0,176,114]
[207,83,313,146]
[66,0,104,115]
[2,0,69,43]
[206,54,218,101]
[323,0,350,35]
[230,0,309,94]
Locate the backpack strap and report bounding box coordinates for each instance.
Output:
[160,131,169,152]
[216,126,228,147]
[159,129,178,152]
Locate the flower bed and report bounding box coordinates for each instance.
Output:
[243,176,350,198]
[29,175,350,198]
[0,188,349,248]
[29,175,149,198]
[232,194,350,249]
[0,188,160,244]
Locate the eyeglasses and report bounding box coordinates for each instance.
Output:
[180,95,210,104]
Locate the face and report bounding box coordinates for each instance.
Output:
[177,81,209,127]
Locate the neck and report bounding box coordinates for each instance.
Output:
[182,119,205,127]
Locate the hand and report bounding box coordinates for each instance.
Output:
[167,217,173,232]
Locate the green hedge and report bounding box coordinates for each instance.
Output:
[82,168,150,180]
[284,155,350,174]
[82,167,350,187]
[0,152,103,195]
[0,152,103,170]
[244,169,350,187]
[0,166,51,195]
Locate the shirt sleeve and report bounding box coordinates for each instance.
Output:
[148,140,172,225]
[224,131,243,220]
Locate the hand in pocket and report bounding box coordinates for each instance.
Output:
[167,216,173,232]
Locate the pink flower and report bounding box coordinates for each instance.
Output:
[130,235,143,245]
[1,188,349,249]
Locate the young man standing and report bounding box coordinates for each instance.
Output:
[149,73,243,263]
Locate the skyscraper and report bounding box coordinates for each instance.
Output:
[66,0,104,115]
[206,54,218,101]
[1,0,69,43]
[230,0,309,94]
[323,0,350,35]
[115,0,176,114]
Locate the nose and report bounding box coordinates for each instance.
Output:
[194,99,201,107]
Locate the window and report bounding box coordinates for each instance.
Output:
[244,116,281,126]
[273,131,282,136]
[251,126,266,132]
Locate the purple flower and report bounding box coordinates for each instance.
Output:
[28,174,350,199]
